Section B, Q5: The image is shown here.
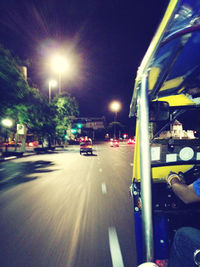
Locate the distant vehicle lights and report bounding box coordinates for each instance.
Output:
[110,139,119,147]
[127,138,135,144]
[27,141,38,147]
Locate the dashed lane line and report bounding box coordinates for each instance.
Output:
[101,182,107,194]
[108,227,124,267]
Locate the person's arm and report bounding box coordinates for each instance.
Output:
[166,173,200,204]
[170,178,200,204]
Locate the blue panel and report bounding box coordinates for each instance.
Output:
[134,211,170,265]
[134,211,143,265]
[154,214,170,260]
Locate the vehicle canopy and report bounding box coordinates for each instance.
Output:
[129,0,200,264]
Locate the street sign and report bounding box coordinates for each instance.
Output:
[17,124,25,135]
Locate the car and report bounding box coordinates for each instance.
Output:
[127,138,135,144]
[26,141,39,147]
[110,139,119,147]
[80,137,93,155]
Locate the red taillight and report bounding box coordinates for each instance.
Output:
[155,259,168,267]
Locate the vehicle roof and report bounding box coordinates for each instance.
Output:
[129,0,200,116]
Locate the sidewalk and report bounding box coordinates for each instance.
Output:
[0,145,75,162]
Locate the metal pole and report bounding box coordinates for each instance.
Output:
[138,74,154,262]
[114,112,117,139]
[49,83,51,103]
[58,72,61,94]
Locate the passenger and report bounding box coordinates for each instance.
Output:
[166,172,200,267]
[166,172,200,204]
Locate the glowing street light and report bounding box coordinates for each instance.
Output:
[2,118,13,128]
[110,101,121,113]
[49,79,57,103]
[109,101,121,139]
[51,54,69,94]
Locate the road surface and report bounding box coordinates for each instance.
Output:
[0,142,137,267]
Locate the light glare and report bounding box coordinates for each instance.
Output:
[51,55,69,73]
[49,79,57,87]
[2,118,13,127]
[110,101,121,112]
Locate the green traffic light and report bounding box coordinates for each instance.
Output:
[71,129,77,134]
[77,123,82,129]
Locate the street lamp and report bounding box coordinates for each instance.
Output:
[109,101,121,139]
[51,54,69,94]
[48,79,57,103]
[2,118,13,128]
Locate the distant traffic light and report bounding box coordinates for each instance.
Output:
[77,123,82,129]
[71,128,77,134]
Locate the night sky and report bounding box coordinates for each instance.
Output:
[0,0,169,131]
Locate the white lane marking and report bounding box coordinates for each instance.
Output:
[99,168,102,172]
[108,227,124,267]
[101,182,107,194]
[130,163,133,166]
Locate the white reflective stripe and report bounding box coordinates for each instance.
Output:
[5,156,16,160]
[108,227,124,267]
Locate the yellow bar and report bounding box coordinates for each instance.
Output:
[133,119,141,181]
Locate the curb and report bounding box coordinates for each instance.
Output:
[0,152,35,162]
[0,147,72,162]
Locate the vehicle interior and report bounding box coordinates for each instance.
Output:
[129,0,200,265]
[132,103,200,264]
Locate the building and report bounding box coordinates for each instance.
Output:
[158,120,195,139]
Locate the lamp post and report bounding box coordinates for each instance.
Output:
[109,101,121,139]
[51,55,68,94]
[49,79,57,103]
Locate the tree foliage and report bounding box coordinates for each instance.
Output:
[0,44,80,144]
[0,44,29,114]
[53,93,79,140]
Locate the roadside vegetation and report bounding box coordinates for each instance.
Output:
[0,44,79,146]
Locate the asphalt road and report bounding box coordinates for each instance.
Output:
[0,142,137,267]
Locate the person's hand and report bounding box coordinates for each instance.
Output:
[166,171,183,187]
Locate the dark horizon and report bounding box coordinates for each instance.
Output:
[0,0,169,131]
